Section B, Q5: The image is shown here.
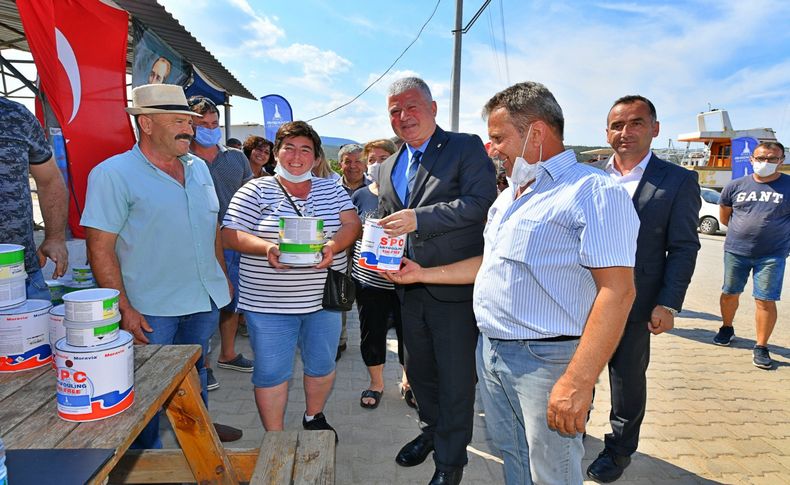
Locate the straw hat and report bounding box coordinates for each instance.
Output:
[125,84,201,116]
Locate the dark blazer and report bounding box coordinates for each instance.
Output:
[595,154,701,322]
[378,125,496,302]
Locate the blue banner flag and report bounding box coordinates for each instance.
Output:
[261,95,293,142]
[731,137,758,179]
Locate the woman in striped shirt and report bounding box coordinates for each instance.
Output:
[222,121,361,440]
[352,139,414,410]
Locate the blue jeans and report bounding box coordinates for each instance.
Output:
[722,251,786,301]
[246,310,341,388]
[26,268,50,301]
[132,302,219,449]
[477,334,584,485]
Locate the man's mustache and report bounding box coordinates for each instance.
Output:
[175,134,192,141]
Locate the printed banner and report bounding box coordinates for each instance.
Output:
[132,19,192,87]
[17,0,136,238]
[261,94,293,142]
[731,137,758,180]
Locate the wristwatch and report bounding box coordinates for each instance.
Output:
[660,305,679,317]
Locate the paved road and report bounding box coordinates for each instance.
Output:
[42,232,787,483]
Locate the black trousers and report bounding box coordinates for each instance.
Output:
[400,286,478,471]
[356,283,404,367]
[604,319,651,456]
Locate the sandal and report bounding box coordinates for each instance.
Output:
[401,387,417,409]
[360,389,382,409]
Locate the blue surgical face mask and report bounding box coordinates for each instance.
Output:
[194,126,222,147]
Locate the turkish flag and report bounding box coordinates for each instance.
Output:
[17,0,135,239]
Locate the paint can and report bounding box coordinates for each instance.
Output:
[62,288,120,322]
[358,218,406,271]
[278,216,325,266]
[63,278,97,294]
[0,274,26,309]
[49,304,66,351]
[71,264,94,284]
[63,313,121,347]
[0,299,53,372]
[54,330,134,422]
[0,244,25,280]
[46,278,67,304]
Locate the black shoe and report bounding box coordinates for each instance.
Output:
[213,423,242,442]
[587,449,631,483]
[429,468,463,485]
[395,434,434,467]
[302,412,339,443]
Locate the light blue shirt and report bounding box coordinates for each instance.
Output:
[81,144,230,316]
[392,138,431,204]
[473,149,640,340]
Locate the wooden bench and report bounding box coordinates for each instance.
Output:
[110,430,336,484]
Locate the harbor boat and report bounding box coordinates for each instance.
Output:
[676,109,786,188]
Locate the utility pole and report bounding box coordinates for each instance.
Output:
[449,0,492,132]
[449,0,463,132]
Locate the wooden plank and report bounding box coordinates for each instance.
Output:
[0,365,49,401]
[250,431,298,485]
[292,430,335,485]
[2,344,163,449]
[110,448,258,483]
[164,366,238,484]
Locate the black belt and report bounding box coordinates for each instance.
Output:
[492,335,580,343]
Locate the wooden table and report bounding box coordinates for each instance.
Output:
[0,344,238,484]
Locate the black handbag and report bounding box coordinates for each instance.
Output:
[322,267,356,311]
[275,178,355,311]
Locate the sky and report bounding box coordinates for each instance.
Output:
[19,0,790,149]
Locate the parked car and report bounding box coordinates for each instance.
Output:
[698,187,728,235]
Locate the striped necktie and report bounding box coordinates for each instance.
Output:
[405,150,422,202]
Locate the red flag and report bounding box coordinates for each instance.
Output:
[17,0,135,239]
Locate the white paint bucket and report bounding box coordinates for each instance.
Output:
[0,274,26,309]
[54,330,134,422]
[278,216,325,266]
[62,288,120,322]
[0,299,53,372]
[0,244,25,280]
[71,264,94,283]
[63,313,121,347]
[49,304,66,351]
[64,279,97,294]
[358,218,406,271]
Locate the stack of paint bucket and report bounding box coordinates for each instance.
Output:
[0,244,54,373]
[46,264,97,305]
[54,288,134,422]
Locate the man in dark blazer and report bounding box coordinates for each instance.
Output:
[587,95,701,483]
[378,77,496,485]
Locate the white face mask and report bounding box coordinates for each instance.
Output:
[508,124,542,188]
[752,161,779,177]
[367,163,381,183]
[274,162,313,183]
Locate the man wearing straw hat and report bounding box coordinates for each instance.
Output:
[81,84,234,446]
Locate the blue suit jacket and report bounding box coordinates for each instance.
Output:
[596,154,701,321]
[378,125,497,302]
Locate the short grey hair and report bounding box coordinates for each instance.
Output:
[482,81,564,139]
[338,143,364,162]
[388,77,433,102]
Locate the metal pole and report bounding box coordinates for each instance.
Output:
[449,0,463,132]
[224,93,232,142]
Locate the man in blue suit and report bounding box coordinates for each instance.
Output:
[378,77,496,485]
[587,95,701,482]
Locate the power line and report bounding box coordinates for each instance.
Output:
[485,6,502,84]
[307,0,442,122]
[499,0,510,84]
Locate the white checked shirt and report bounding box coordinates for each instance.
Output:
[473,149,640,340]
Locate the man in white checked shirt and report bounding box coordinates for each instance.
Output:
[387,81,640,485]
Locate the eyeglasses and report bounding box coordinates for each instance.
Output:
[752,156,785,163]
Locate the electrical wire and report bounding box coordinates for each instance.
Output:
[486,6,502,84]
[306,0,442,122]
[499,0,510,84]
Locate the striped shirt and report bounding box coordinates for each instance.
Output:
[222,176,355,314]
[473,149,640,340]
[350,186,393,290]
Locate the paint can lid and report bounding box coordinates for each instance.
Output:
[55,329,132,352]
[0,299,52,315]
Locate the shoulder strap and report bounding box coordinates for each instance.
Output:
[274,177,303,217]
